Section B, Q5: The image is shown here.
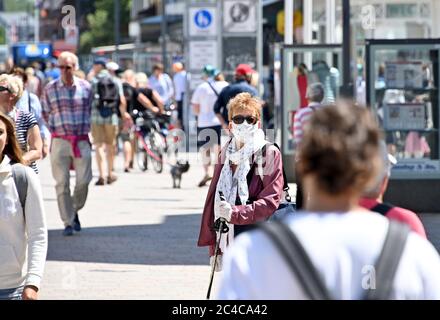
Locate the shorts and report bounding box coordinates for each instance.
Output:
[197,125,222,149]
[91,123,118,145]
[118,119,133,142]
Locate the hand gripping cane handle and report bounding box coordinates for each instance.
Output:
[215,192,229,233]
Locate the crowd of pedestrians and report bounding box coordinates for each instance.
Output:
[1,49,440,301]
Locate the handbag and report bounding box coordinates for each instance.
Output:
[246,143,296,222]
[267,167,296,222]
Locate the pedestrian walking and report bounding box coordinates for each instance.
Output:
[198,92,284,271]
[0,113,48,300]
[149,63,174,108]
[90,58,128,185]
[105,61,131,175]
[13,67,51,159]
[121,69,138,172]
[293,83,325,209]
[0,74,42,174]
[191,65,228,187]
[214,64,258,130]
[42,51,93,236]
[172,62,188,131]
[218,101,440,300]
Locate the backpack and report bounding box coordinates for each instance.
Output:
[96,76,120,118]
[258,220,410,300]
[11,163,28,218]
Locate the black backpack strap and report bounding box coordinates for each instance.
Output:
[258,221,332,300]
[11,164,28,219]
[370,202,394,216]
[273,143,290,193]
[363,221,410,300]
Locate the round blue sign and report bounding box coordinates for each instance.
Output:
[194,10,212,29]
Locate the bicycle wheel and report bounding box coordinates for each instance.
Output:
[148,134,163,173]
[136,137,148,171]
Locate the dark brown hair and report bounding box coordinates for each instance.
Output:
[0,112,24,164]
[297,101,382,195]
[153,63,164,72]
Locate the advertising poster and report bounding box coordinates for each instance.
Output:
[385,61,424,88]
[385,103,426,130]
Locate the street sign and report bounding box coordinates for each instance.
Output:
[189,40,219,71]
[223,0,256,33]
[189,7,217,37]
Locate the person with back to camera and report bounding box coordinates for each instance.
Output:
[218,101,440,299]
[191,65,229,187]
[214,64,258,131]
[360,141,427,238]
[0,113,47,300]
[293,83,325,209]
[198,92,284,272]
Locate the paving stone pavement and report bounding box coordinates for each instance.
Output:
[37,151,440,299]
[39,152,220,300]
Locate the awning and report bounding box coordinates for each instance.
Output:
[263,0,281,6]
[139,15,182,25]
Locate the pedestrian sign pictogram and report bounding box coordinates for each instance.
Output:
[194,10,212,29]
[189,7,217,37]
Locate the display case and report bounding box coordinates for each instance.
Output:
[280,44,343,181]
[366,39,440,212]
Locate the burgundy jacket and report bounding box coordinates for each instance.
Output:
[197,144,284,255]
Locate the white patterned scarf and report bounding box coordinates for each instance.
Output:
[214,129,267,253]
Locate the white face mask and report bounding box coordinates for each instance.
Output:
[231,122,258,143]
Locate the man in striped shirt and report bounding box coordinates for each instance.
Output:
[293,83,325,146]
[293,83,325,209]
[42,51,93,237]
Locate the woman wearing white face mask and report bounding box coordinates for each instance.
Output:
[197,92,285,271]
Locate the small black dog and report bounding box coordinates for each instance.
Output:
[170,161,190,189]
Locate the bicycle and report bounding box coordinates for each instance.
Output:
[132,109,168,173]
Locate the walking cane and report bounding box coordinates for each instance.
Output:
[206,192,229,300]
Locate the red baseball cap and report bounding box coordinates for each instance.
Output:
[235,64,254,76]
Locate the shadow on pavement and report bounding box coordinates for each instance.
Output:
[47,214,209,265]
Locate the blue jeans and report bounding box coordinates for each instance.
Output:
[0,287,23,300]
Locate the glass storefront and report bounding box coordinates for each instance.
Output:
[366,39,440,179]
[281,45,343,155]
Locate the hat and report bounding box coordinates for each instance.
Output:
[202,64,215,77]
[106,61,120,71]
[235,64,254,76]
[93,58,107,67]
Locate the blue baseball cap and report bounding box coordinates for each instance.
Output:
[202,64,216,77]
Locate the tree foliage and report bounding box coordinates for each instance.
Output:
[4,0,34,12]
[79,0,131,53]
[0,27,5,45]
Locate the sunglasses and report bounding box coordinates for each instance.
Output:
[232,115,257,125]
[0,86,11,93]
[59,65,73,70]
